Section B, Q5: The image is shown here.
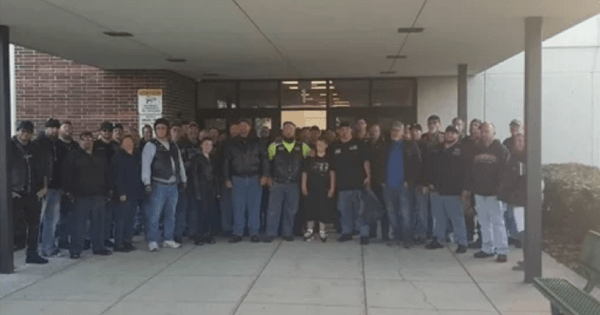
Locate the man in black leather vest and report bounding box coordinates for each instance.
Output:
[263,122,310,242]
[141,118,187,252]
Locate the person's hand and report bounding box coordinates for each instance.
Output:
[12,192,21,199]
[461,190,470,204]
[327,189,335,198]
[179,182,187,192]
[36,187,48,199]
[65,192,76,203]
[302,187,309,196]
[465,205,475,216]
[363,176,371,187]
[422,186,429,194]
[120,195,127,202]
[260,176,269,186]
[404,181,409,189]
[225,180,233,189]
[105,190,114,202]
[145,185,153,196]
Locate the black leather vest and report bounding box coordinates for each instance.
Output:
[150,139,181,183]
[273,141,304,183]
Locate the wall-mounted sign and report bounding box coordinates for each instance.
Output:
[138,89,163,114]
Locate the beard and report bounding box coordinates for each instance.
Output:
[283,136,295,143]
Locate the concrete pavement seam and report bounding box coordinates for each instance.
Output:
[361,244,368,315]
[230,240,283,315]
[447,246,503,315]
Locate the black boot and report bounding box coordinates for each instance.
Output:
[26,249,49,264]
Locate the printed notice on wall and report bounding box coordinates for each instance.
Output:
[138,89,163,114]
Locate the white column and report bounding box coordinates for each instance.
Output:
[524,16,543,283]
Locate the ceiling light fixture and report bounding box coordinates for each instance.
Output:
[381,71,396,75]
[320,93,327,96]
[289,86,299,90]
[311,80,327,84]
[386,55,407,59]
[397,27,424,33]
[166,58,186,63]
[282,81,298,85]
[103,31,133,37]
[312,86,326,90]
[329,86,335,89]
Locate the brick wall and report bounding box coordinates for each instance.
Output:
[14,46,197,136]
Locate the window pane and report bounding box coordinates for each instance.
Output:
[329,80,369,107]
[281,80,327,108]
[240,81,278,108]
[371,79,415,107]
[197,82,236,108]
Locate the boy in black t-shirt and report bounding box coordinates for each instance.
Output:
[329,123,372,245]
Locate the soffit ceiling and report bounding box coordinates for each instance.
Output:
[2,0,599,79]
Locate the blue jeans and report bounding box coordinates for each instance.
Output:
[70,196,106,254]
[104,200,117,241]
[40,189,62,255]
[338,190,370,237]
[475,195,508,255]
[220,186,233,233]
[431,193,467,246]
[266,182,300,237]
[146,183,179,244]
[114,198,137,248]
[174,189,189,238]
[504,204,519,239]
[193,185,217,236]
[232,176,263,237]
[383,186,411,242]
[412,187,429,238]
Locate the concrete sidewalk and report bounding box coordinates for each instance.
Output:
[1,237,598,315]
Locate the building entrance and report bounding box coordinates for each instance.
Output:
[281,110,327,129]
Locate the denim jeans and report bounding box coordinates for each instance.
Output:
[55,195,73,245]
[114,198,137,248]
[146,183,179,244]
[40,189,62,255]
[174,189,189,238]
[504,204,519,239]
[104,200,117,241]
[383,186,411,243]
[266,182,300,237]
[412,187,429,238]
[193,185,217,236]
[475,195,508,255]
[431,193,467,246]
[232,176,263,237]
[338,190,370,238]
[220,186,234,234]
[70,196,106,254]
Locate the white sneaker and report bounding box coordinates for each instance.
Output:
[148,241,160,252]
[163,240,181,249]
[303,229,314,240]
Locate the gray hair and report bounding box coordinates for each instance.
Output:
[391,121,404,130]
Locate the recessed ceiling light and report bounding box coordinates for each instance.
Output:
[311,80,327,84]
[103,31,133,37]
[166,58,186,63]
[381,71,396,75]
[329,86,335,89]
[289,86,299,90]
[386,55,407,59]
[282,81,298,85]
[203,73,219,77]
[397,27,424,33]
[320,93,327,96]
[312,86,326,90]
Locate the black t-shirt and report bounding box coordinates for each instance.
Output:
[329,139,370,191]
[303,155,334,192]
[93,139,118,164]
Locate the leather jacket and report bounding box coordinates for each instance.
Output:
[191,153,220,200]
[10,137,44,194]
[33,133,67,190]
[223,136,270,179]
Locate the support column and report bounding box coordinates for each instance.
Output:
[457,64,468,123]
[0,25,14,274]
[524,16,543,283]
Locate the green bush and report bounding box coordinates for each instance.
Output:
[542,163,600,244]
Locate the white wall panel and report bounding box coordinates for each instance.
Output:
[416,77,457,129]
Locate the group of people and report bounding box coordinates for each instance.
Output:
[10,114,526,268]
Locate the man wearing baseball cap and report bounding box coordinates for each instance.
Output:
[502,119,523,153]
[34,118,65,257]
[425,126,468,253]
[11,121,49,264]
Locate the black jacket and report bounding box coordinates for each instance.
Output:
[33,133,67,190]
[465,140,510,196]
[368,138,387,185]
[414,140,429,186]
[498,152,526,206]
[432,142,466,196]
[10,137,45,194]
[112,149,144,201]
[93,139,119,164]
[223,136,269,179]
[62,148,113,197]
[191,153,220,200]
[373,140,422,187]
